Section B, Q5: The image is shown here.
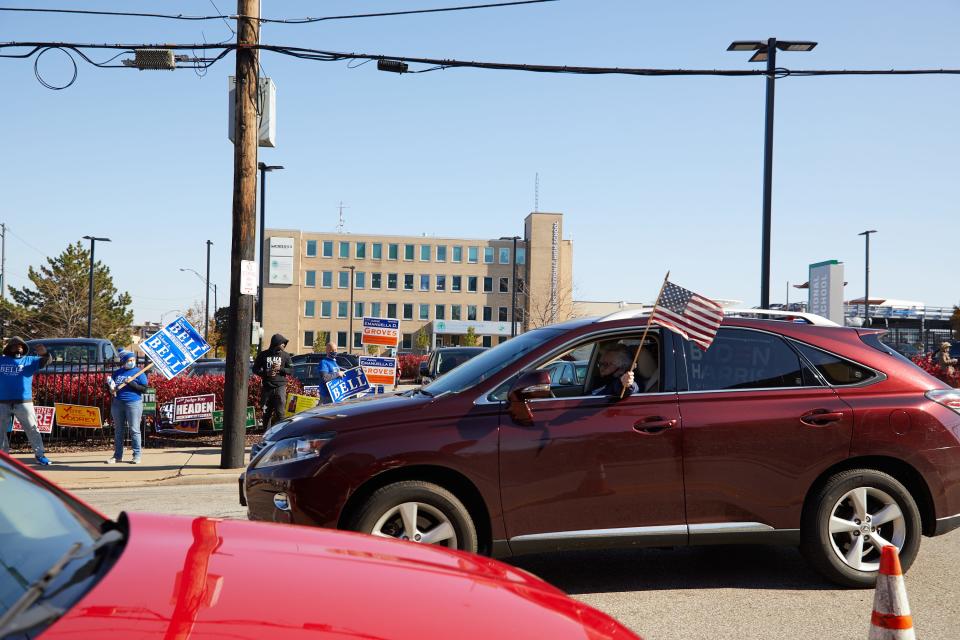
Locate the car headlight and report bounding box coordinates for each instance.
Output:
[252,435,334,469]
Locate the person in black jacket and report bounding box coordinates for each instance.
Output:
[253,333,293,428]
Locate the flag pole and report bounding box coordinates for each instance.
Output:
[620,271,670,399]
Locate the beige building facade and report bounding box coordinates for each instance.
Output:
[261,212,573,355]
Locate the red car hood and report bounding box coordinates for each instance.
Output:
[44,512,637,640]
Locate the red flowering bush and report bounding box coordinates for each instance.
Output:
[911,354,960,388]
[398,354,428,380]
[149,374,304,411]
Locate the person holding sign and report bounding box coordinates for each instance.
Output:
[253,333,294,428]
[105,350,148,464]
[0,337,52,464]
[318,341,344,404]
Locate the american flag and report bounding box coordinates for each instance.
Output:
[649,281,723,350]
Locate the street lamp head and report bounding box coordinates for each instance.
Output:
[727,41,765,52]
[258,163,285,171]
[83,236,111,242]
[859,229,878,236]
[728,39,816,62]
[499,235,521,241]
[777,41,817,52]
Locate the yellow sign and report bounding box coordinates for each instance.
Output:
[284,393,320,417]
[54,403,103,428]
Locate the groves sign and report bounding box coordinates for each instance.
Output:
[359,356,397,386]
[361,317,400,348]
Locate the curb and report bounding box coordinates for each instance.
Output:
[62,472,242,491]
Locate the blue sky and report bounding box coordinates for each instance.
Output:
[3,1,958,324]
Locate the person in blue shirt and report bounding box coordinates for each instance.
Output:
[106,350,148,464]
[317,341,344,403]
[0,336,52,464]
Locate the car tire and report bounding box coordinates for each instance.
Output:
[350,481,478,553]
[801,468,921,588]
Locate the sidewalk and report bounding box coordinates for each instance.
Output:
[12,447,245,490]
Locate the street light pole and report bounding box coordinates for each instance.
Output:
[859,229,877,323]
[205,240,212,340]
[257,162,283,351]
[82,235,111,338]
[728,38,817,309]
[348,265,356,354]
[500,235,520,338]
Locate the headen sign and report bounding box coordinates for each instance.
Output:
[361,317,401,348]
[174,394,216,422]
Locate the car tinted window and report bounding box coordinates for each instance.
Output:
[685,328,816,391]
[792,341,876,385]
[859,333,928,371]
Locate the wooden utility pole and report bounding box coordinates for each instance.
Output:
[222,0,260,469]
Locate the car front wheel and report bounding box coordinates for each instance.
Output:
[801,469,921,588]
[350,481,478,553]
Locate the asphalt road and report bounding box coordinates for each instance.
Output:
[76,485,959,640]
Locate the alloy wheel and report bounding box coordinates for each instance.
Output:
[371,501,459,548]
[828,486,906,572]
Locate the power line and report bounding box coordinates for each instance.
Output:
[0,1,558,24]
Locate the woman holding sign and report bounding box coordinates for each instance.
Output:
[106,350,148,464]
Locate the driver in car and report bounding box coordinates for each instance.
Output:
[591,345,638,397]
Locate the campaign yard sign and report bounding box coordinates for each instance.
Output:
[284,393,320,417]
[143,387,157,415]
[361,317,401,348]
[13,406,55,434]
[141,316,212,379]
[212,407,256,431]
[359,356,397,386]
[55,404,103,429]
[326,367,370,403]
[174,394,216,422]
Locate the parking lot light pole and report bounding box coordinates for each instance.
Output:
[257,163,283,350]
[348,265,356,354]
[82,235,111,338]
[727,38,817,309]
[500,236,521,337]
[859,229,877,323]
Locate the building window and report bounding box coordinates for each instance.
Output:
[468,246,478,263]
[354,332,363,349]
[404,244,415,261]
[499,247,510,264]
[337,331,348,348]
[371,302,382,317]
[419,304,430,320]
[467,305,477,321]
[387,303,398,319]
[451,275,462,292]
[321,301,332,318]
[354,302,364,318]
[402,333,412,350]
[483,277,493,293]
[338,271,350,288]
[402,303,414,320]
[322,271,333,288]
[304,330,315,348]
[322,240,333,258]
[306,240,317,257]
[483,247,494,264]
[355,242,366,259]
[388,273,398,290]
[371,272,382,289]
[404,274,414,291]
[482,306,492,322]
[372,243,383,260]
[339,241,350,259]
[388,243,399,260]
[482,336,492,348]
[436,275,446,292]
[435,304,445,320]
[420,245,431,262]
[499,277,509,293]
[498,306,508,321]
[419,274,430,292]
[516,247,526,265]
[452,305,462,320]
[355,272,366,289]
[468,276,478,293]
[452,246,463,263]
[305,270,316,287]
[304,300,315,317]
[436,245,447,262]
[337,301,348,318]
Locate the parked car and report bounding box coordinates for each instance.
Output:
[26,338,118,364]
[416,346,488,384]
[244,309,960,588]
[291,352,360,370]
[0,452,638,640]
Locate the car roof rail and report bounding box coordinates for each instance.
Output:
[596,306,839,327]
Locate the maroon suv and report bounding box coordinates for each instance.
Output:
[242,311,960,587]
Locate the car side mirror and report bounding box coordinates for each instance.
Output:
[507,370,552,425]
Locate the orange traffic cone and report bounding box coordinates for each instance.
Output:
[868,545,915,639]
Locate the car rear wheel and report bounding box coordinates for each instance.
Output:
[801,469,921,588]
[350,481,478,553]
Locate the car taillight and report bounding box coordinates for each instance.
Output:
[926,389,960,413]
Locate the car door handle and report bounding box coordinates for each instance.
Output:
[800,409,845,427]
[634,417,677,434]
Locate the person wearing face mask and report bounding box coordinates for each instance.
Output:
[106,350,148,464]
[0,337,52,464]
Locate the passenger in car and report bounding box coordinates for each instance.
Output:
[590,344,638,397]
[634,346,660,392]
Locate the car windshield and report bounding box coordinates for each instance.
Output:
[421,328,564,395]
[0,459,110,636]
[36,344,100,363]
[437,351,481,375]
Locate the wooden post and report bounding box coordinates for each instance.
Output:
[222,0,260,469]
[620,271,670,399]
